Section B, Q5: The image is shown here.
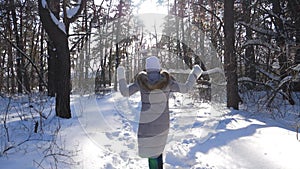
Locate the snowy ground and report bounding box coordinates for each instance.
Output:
[1,92,300,169]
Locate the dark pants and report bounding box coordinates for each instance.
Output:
[148,154,163,169]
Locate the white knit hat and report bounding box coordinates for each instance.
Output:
[145,56,161,71]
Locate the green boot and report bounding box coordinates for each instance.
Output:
[148,154,163,169]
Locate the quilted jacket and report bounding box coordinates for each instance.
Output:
[118,69,199,158]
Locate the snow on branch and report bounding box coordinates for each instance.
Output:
[41,0,47,8]
[278,76,293,88]
[266,75,295,106]
[238,21,277,37]
[242,39,280,52]
[67,0,82,19]
[66,0,86,23]
[256,67,281,82]
[238,77,254,83]
[292,64,300,71]
[238,75,295,106]
[40,0,66,34]
[50,13,67,34]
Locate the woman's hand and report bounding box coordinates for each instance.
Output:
[117,66,126,80]
[192,65,203,78]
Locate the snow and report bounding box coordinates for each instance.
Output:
[1,92,300,169]
[40,0,67,34]
[292,64,300,71]
[256,66,281,82]
[238,21,277,37]
[278,76,293,88]
[67,0,82,19]
[67,6,80,18]
[41,0,47,8]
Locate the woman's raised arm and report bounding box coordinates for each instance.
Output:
[117,66,139,97]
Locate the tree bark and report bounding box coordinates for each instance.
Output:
[38,0,71,118]
[39,28,44,92]
[242,0,256,82]
[47,40,57,97]
[0,52,3,94]
[6,15,15,94]
[10,0,24,93]
[224,0,239,109]
[287,0,300,64]
[272,0,287,77]
[288,0,300,91]
[46,0,60,97]
[39,0,86,118]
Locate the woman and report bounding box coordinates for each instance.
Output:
[117,56,202,169]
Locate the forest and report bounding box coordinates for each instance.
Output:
[0,0,300,168]
[0,0,299,117]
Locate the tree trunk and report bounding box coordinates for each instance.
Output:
[10,0,23,93]
[39,0,85,118]
[38,0,71,118]
[288,0,300,91]
[46,0,60,97]
[114,43,120,91]
[55,37,71,118]
[224,0,239,109]
[39,28,44,92]
[242,0,256,82]
[272,0,287,77]
[84,5,90,88]
[20,4,31,93]
[287,0,300,64]
[0,52,3,94]
[6,18,15,94]
[47,40,57,97]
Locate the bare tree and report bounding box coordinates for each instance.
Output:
[38,0,86,118]
[242,0,256,82]
[224,0,239,109]
[10,0,31,93]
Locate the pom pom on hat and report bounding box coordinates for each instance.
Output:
[145,56,161,71]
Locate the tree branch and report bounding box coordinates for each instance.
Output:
[0,31,48,88]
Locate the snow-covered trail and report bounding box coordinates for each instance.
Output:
[70,94,148,169]
[69,93,300,169]
[71,92,223,168]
